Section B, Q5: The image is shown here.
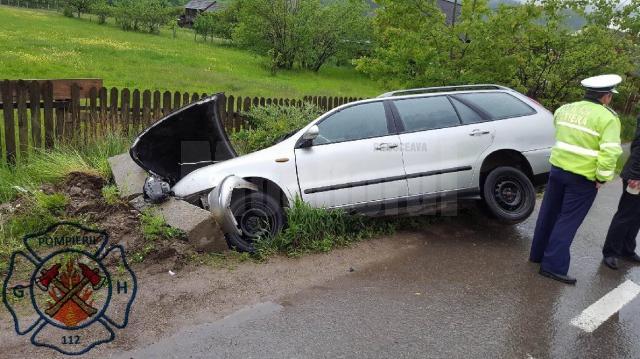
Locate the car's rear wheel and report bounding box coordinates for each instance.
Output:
[225,192,285,252]
[481,166,535,224]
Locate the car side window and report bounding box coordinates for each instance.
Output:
[393,96,461,132]
[313,102,389,145]
[453,92,536,120]
[450,97,485,124]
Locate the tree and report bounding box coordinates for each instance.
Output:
[356,0,636,109]
[297,0,371,72]
[91,0,112,24]
[64,0,94,18]
[232,0,372,72]
[193,12,216,41]
[140,0,173,34]
[113,0,171,33]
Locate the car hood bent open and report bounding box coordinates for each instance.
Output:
[130,94,237,185]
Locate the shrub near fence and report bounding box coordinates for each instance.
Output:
[0,80,362,163]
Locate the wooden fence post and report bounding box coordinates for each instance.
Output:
[109,87,118,132]
[88,87,98,141]
[173,91,181,111]
[152,90,161,123]
[42,81,54,149]
[1,80,16,163]
[226,95,234,131]
[16,80,28,158]
[142,90,151,129]
[98,87,108,137]
[29,81,41,149]
[132,89,141,132]
[121,88,131,134]
[70,83,80,142]
[162,91,172,117]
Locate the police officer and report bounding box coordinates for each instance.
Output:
[602,114,640,270]
[530,74,623,285]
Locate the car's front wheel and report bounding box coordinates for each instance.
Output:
[225,192,285,252]
[481,166,535,224]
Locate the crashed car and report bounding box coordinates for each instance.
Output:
[131,85,555,252]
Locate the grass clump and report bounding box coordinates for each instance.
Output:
[101,184,121,205]
[34,192,69,215]
[254,197,395,258]
[140,209,184,241]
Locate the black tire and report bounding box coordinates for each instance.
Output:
[481,166,535,224]
[225,192,285,252]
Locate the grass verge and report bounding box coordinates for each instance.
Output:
[254,197,440,258]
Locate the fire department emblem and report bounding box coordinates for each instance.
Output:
[2,222,137,355]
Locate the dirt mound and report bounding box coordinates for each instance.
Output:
[49,171,195,269]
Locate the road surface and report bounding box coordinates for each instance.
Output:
[116,180,640,359]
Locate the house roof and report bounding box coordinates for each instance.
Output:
[185,0,217,11]
[438,0,462,25]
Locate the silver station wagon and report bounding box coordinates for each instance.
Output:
[131,85,555,251]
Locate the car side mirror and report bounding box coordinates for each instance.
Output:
[302,125,319,141]
[297,125,319,148]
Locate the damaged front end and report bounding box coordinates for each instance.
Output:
[130,93,237,204]
[130,94,262,237]
[207,175,258,235]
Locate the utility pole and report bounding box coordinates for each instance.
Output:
[452,0,459,29]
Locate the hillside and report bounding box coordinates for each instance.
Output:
[0,6,383,98]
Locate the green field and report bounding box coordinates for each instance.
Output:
[0,6,384,98]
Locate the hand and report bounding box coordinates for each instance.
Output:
[596,182,603,189]
[629,180,640,189]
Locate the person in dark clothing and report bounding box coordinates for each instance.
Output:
[602,115,640,270]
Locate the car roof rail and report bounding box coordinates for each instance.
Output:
[377,84,512,98]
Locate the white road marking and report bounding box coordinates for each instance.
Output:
[571,280,640,333]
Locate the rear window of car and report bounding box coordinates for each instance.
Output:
[452,92,536,120]
[393,96,461,132]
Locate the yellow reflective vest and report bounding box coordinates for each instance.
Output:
[549,100,622,182]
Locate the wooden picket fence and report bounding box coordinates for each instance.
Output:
[0,80,362,163]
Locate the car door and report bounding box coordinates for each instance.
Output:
[295,101,408,208]
[391,95,494,196]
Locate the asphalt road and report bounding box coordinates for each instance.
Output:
[117,180,640,359]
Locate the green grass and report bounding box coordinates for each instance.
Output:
[254,197,443,258]
[140,209,184,241]
[0,133,132,203]
[0,6,383,98]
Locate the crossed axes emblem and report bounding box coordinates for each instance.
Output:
[37,263,104,318]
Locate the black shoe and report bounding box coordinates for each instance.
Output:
[621,253,640,263]
[602,256,619,270]
[539,268,577,285]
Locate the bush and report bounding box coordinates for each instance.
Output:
[230,103,322,155]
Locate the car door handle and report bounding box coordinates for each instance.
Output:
[469,129,491,136]
[374,143,399,150]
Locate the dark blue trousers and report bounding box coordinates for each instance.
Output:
[603,180,640,258]
[530,166,598,275]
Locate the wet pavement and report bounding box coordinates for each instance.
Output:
[118,180,640,359]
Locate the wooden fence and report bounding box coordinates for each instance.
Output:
[0,80,362,163]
